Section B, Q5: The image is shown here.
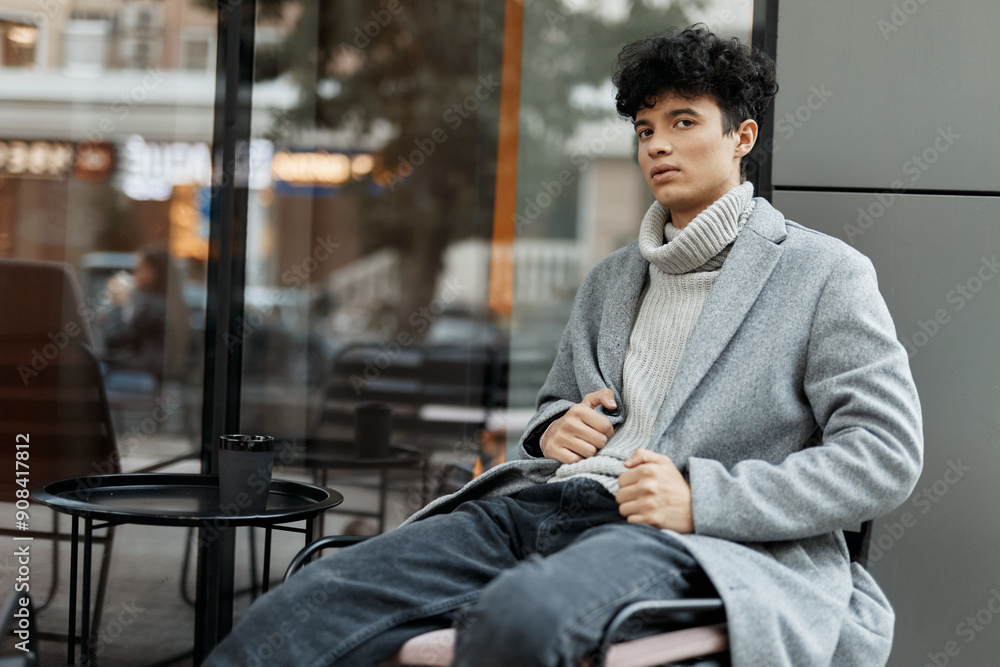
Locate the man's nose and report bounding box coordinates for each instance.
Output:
[647,135,672,155]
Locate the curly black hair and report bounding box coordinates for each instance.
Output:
[612,25,778,175]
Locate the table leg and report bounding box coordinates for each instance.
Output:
[378,470,388,534]
[421,459,430,508]
[217,527,237,640]
[320,468,328,536]
[261,528,272,594]
[81,519,93,666]
[193,525,219,663]
[248,527,258,598]
[68,516,79,666]
[195,524,237,662]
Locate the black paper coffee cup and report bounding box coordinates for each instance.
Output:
[219,434,275,515]
[354,403,392,459]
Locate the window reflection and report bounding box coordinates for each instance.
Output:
[240,1,754,522]
[0,0,227,467]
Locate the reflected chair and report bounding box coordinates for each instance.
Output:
[0,258,119,650]
[284,522,872,666]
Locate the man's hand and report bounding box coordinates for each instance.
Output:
[539,388,617,464]
[615,449,694,533]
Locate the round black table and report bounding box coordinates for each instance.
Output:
[32,473,343,666]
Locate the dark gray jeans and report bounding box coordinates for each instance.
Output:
[204,478,718,667]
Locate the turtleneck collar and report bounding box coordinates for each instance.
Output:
[639,181,755,274]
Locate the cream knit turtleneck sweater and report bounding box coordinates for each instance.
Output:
[549,181,755,493]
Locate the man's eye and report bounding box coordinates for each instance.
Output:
[637,129,652,139]
[677,119,694,128]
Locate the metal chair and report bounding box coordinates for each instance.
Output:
[0,258,119,652]
[283,522,872,666]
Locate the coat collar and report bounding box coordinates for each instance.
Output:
[597,197,788,432]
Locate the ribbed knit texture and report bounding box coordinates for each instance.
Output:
[551,182,755,493]
[641,181,754,273]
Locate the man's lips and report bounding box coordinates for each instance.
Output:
[650,165,679,183]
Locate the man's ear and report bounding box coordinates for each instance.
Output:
[734,119,758,157]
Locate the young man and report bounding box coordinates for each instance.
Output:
[207,26,922,667]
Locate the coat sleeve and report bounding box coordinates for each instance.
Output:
[516,311,585,459]
[688,254,924,543]
[515,251,627,460]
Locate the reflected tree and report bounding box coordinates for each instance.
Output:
[207,0,695,336]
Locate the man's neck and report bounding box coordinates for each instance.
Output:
[670,177,745,229]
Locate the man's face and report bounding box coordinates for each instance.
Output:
[634,93,755,228]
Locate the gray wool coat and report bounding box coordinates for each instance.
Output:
[405,197,924,666]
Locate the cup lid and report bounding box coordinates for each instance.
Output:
[219,434,275,452]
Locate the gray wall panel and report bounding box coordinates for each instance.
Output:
[773,190,1000,666]
[771,1,999,192]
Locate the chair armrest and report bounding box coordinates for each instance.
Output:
[283,535,372,583]
[602,598,726,644]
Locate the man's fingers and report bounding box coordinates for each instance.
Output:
[582,388,617,411]
[563,439,598,459]
[617,499,646,520]
[546,432,598,463]
[562,410,612,448]
[624,448,670,467]
[616,469,640,491]
[578,409,615,441]
[555,450,584,464]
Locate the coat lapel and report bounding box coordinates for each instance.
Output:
[652,198,789,438]
[596,244,649,403]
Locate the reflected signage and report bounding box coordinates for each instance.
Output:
[271,150,375,187]
[0,140,115,182]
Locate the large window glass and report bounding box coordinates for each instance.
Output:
[244,0,508,535]
[241,0,754,540]
[0,0,226,468]
[0,1,219,662]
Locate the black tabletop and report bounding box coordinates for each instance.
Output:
[31,473,343,527]
[303,440,428,468]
